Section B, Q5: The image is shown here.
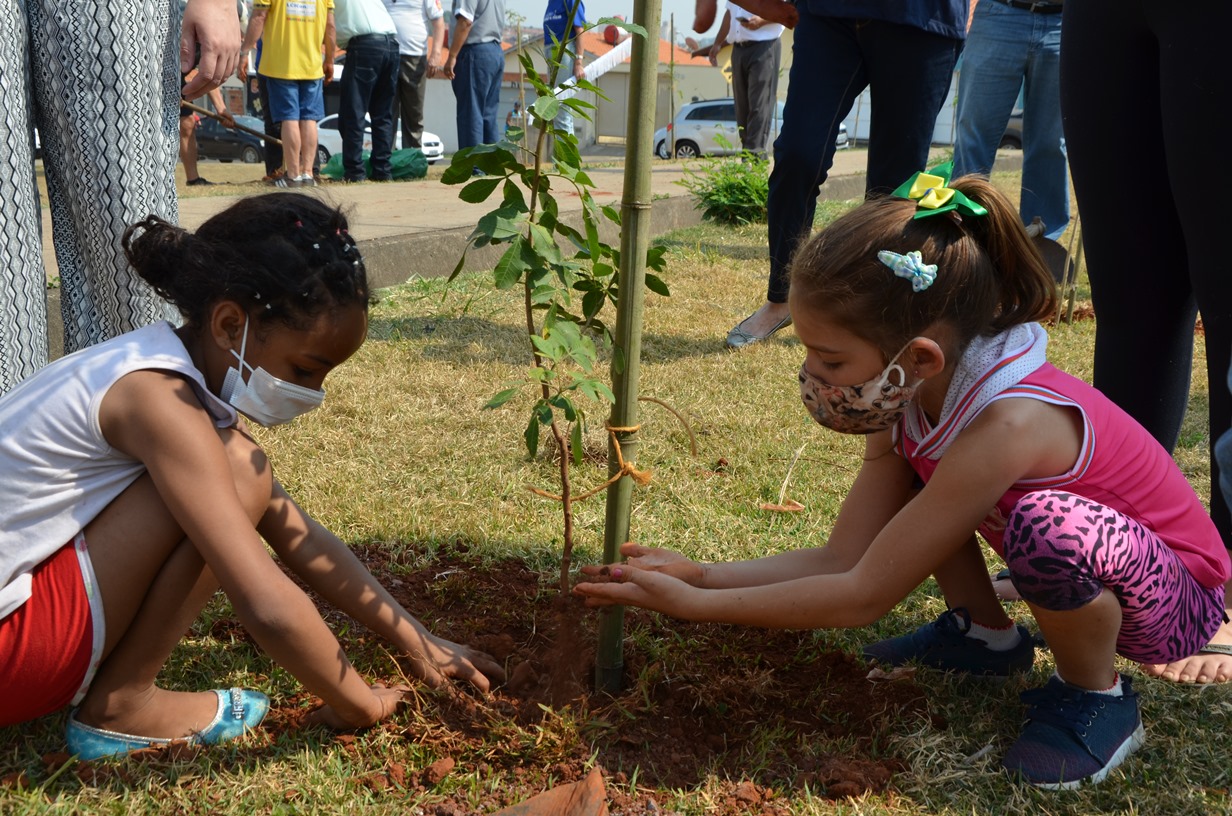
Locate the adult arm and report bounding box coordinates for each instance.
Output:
[100,371,399,729]
[571,25,585,79]
[323,11,337,84]
[443,15,472,79]
[182,0,243,98]
[708,10,731,65]
[238,8,267,81]
[207,87,236,127]
[428,15,447,74]
[259,481,506,691]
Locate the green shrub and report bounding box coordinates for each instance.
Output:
[680,152,769,226]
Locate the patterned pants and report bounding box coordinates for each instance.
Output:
[0,0,180,393]
[1004,490,1225,664]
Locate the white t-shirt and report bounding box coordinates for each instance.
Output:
[725,1,783,43]
[335,0,398,48]
[0,322,236,620]
[383,0,444,55]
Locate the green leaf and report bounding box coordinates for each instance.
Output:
[534,400,554,426]
[502,179,529,212]
[493,236,529,289]
[644,272,670,297]
[646,244,668,272]
[595,16,648,38]
[571,421,584,467]
[446,246,469,282]
[576,377,615,404]
[530,95,561,123]
[485,387,519,408]
[601,204,621,226]
[581,289,605,320]
[474,206,526,244]
[549,394,577,422]
[528,222,564,267]
[460,176,502,203]
[524,412,540,458]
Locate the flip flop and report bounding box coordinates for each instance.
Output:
[1198,642,1232,657]
[725,313,793,350]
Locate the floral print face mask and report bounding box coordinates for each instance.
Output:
[798,343,921,435]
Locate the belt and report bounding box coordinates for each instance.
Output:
[347,33,397,43]
[991,0,1063,13]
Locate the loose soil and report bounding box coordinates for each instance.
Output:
[49,543,942,814]
[313,544,935,813]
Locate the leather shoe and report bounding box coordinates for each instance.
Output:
[725,312,793,350]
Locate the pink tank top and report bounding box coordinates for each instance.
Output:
[898,362,1229,589]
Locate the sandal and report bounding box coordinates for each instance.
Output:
[66,688,269,761]
[725,312,793,350]
[991,568,1022,602]
[1197,642,1232,657]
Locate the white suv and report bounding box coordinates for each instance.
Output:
[654,98,849,159]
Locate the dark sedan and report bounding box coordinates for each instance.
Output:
[195,114,267,164]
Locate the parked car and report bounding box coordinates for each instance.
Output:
[316,114,444,165]
[654,98,849,159]
[195,114,266,164]
[999,110,1024,150]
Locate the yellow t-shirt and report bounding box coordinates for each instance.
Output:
[255,0,335,80]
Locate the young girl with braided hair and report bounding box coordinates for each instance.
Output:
[0,192,503,759]
[575,167,1229,789]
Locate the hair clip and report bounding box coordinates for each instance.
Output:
[891,161,988,221]
[312,242,320,250]
[878,250,937,292]
[253,291,261,300]
[264,302,272,310]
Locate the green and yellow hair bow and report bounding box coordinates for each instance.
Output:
[892,161,988,220]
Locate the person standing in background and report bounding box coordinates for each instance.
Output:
[0,0,241,394]
[708,1,783,159]
[179,73,237,187]
[241,0,335,187]
[334,0,400,182]
[442,0,505,152]
[541,0,585,139]
[384,0,445,149]
[724,0,967,350]
[952,0,1067,240]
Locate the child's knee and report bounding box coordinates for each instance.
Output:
[218,428,273,521]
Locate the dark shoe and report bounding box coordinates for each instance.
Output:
[343,176,366,184]
[725,311,792,350]
[273,176,301,188]
[863,607,1036,677]
[1002,675,1144,789]
[185,177,214,186]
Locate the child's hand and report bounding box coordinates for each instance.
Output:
[404,635,506,693]
[590,541,705,586]
[573,564,694,616]
[307,683,410,729]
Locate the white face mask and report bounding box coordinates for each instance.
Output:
[219,317,325,426]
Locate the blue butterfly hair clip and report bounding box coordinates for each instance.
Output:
[878,250,938,292]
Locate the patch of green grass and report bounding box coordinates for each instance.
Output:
[4,171,1226,815]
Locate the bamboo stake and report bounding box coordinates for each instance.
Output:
[181,100,283,146]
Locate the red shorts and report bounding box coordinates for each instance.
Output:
[0,536,98,727]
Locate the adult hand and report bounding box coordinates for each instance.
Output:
[744,15,765,30]
[443,55,457,80]
[403,634,506,693]
[181,0,242,99]
[707,43,720,66]
[306,683,410,729]
[323,57,334,86]
[219,110,236,128]
[735,0,797,29]
[573,57,585,80]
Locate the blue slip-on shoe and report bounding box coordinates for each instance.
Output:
[66,688,269,761]
[862,607,1036,677]
[1002,675,1144,789]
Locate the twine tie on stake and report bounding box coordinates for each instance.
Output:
[527,423,652,502]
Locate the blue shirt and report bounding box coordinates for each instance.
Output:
[803,0,968,40]
[543,0,585,47]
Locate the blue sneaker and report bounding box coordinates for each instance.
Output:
[862,607,1035,677]
[1002,675,1144,789]
[66,688,269,760]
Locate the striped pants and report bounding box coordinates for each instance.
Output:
[0,0,180,393]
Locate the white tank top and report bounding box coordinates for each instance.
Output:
[0,322,237,619]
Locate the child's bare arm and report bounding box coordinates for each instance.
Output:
[260,482,505,691]
[100,370,390,727]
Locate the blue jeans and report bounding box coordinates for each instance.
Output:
[339,33,400,180]
[766,14,961,302]
[953,0,1067,239]
[452,41,503,151]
